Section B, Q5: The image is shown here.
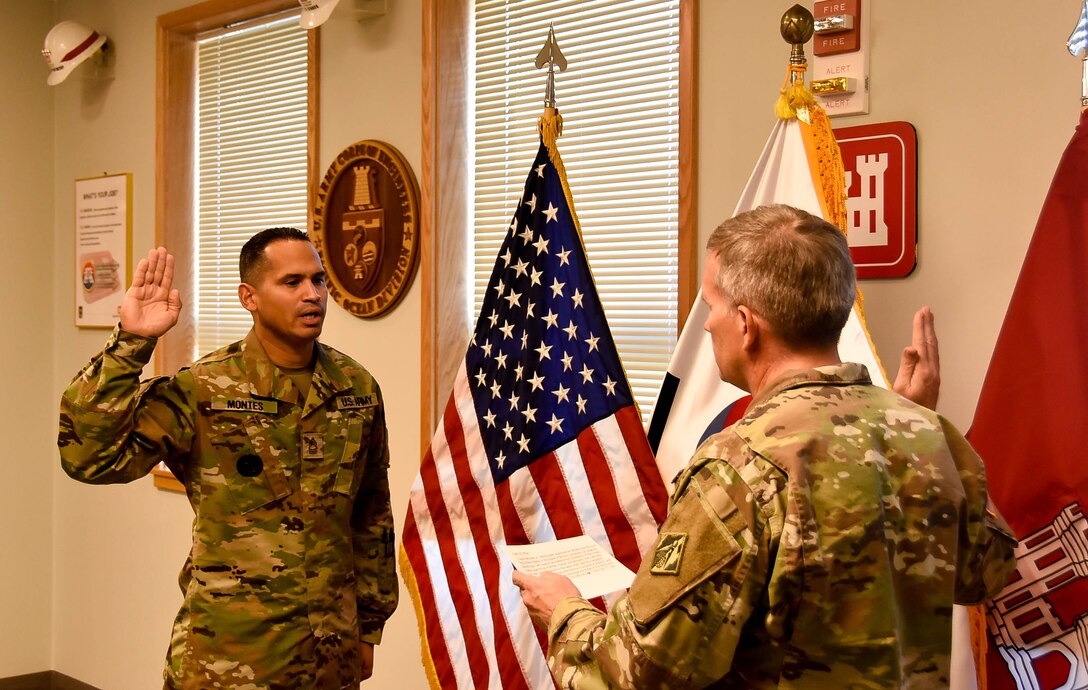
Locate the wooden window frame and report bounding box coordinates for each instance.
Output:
[155,0,319,377]
[419,0,697,449]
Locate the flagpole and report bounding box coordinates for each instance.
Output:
[1081,52,1087,110]
[1068,0,1088,109]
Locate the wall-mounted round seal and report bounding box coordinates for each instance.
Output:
[313,140,421,318]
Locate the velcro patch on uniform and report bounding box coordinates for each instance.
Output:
[650,533,687,575]
[210,398,278,414]
[337,394,377,410]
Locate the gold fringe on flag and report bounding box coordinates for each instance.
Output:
[806,104,848,236]
[779,63,848,234]
[538,107,566,179]
[970,604,989,689]
[399,547,443,690]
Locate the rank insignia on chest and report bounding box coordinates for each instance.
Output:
[303,433,324,459]
[650,533,687,575]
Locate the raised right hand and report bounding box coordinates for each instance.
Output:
[119,247,182,338]
[891,306,940,410]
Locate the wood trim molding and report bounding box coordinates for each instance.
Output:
[678,0,698,329]
[154,0,315,377]
[419,0,435,452]
[308,27,320,237]
[155,12,197,376]
[158,0,297,32]
[420,0,471,452]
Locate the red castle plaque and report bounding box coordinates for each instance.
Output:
[835,121,918,279]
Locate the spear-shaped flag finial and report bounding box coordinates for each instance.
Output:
[535,25,567,109]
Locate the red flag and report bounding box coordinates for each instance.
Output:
[400,118,669,690]
[968,110,1088,690]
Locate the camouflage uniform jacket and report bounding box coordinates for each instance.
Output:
[545,364,1017,690]
[58,327,399,690]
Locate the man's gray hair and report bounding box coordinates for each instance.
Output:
[705,204,856,348]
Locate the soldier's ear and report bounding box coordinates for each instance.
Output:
[238,283,257,313]
[738,305,760,352]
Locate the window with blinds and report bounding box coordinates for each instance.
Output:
[194,13,309,358]
[472,0,681,424]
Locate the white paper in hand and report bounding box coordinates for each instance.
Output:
[503,535,636,599]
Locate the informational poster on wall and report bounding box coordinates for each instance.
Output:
[75,173,131,327]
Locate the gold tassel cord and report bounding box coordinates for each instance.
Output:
[784,63,848,234]
[775,64,818,122]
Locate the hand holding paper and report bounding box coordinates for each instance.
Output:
[510,537,636,631]
[506,535,636,599]
[512,570,580,630]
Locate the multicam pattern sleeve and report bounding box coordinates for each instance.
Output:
[544,450,781,690]
[351,389,398,644]
[58,326,193,484]
[938,416,1018,604]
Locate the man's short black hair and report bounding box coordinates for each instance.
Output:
[239,227,311,284]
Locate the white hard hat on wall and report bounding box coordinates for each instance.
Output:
[42,20,107,86]
[299,0,340,29]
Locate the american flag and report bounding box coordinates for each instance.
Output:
[401,139,669,689]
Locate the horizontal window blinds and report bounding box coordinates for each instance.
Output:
[473,0,681,423]
[195,14,308,358]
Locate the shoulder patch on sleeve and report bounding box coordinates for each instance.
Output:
[649,533,688,575]
[628,484,744,626]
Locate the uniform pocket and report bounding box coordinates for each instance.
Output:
[213,410,293,514]
[223,450,293,515]
[332,411,372,496]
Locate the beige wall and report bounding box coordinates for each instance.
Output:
[0,0,56,678]
[48,2,210,687]
[697,1,1081,429]
[6,0,1078,687]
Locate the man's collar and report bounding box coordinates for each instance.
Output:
[748,362,872,408]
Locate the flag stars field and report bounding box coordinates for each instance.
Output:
[460,152,641,478]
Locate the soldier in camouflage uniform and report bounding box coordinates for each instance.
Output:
[58,228,398,690]
[514,205,1017,689]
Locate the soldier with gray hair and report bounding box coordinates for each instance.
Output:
[515,204,1017,689]
[58,228,398,689]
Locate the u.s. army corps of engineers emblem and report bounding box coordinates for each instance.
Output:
[650,533,687,575]
[313,140,421,318]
